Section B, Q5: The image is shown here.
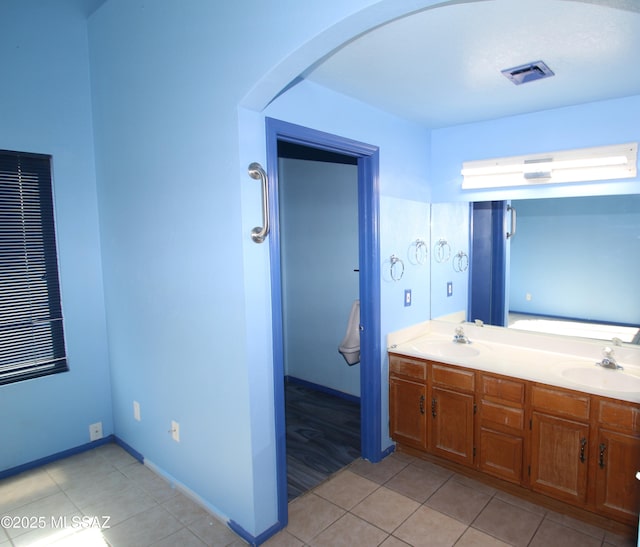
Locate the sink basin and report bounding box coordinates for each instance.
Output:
[408,340,481,358]
[560,365,640,393]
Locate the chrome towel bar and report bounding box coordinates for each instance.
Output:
[248,162,269,243]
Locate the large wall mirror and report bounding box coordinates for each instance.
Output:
[431,194,640,344]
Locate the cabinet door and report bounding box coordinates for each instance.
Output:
[530,412,589,505]
[595,428,640,524]
[478,427,523,484]
[430,386,474,466]
[390,377,427,450]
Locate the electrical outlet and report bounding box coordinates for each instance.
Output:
[171,420,180,442]
[447,282,453,297]
[89,422,103,441]
[133,401,141,421]
[404,289,412,307]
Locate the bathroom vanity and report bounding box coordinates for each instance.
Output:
[388,321,640,530]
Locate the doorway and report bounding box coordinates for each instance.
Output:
[265,118,381,525]
[278,141,361,500]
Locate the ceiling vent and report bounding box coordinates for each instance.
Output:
[502,61,554,85]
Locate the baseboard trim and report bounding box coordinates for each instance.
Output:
[285,375,360,404]
[143,457,284,545]
[0,434,115,480]
[229,518,285,546]
[113,436,144,463]
[0,436,285,545]
[380,443,395,459]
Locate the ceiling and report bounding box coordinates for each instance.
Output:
[305,0,640,129]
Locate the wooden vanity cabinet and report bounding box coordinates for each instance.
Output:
[529,385,591,506]
[477,374,526,484]
[430,363,475,466]
[389,355,427,450]
[594,398,640,524]
[388,352,640,528]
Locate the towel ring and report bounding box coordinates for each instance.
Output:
[411,238,428,265]
[390,254,405,282]
[453,251,469,273]
[434,239,451,263]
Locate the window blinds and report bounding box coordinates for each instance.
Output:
[0,150,68,385]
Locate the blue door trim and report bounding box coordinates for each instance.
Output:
[265,118,381,527]
[469,201,507,326]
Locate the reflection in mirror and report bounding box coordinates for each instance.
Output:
[431,195,640,345]
[507,194,640,343]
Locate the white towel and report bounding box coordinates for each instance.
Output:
[339,300,360,365]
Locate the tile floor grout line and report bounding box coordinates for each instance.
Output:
[427,474,500,547]
[524,514,546,547]
[4,448,636,547]
[375,459,573,547]
[346,488,417,539]
[358,462,474,547]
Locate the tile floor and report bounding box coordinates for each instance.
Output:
[0,443,245,546]
[1,444,637,546]
[265,451,639,547]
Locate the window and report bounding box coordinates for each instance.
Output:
[0,150,68,385]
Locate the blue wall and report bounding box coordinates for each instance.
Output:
[0,0,113,470]
[88,0,257,531]
[430,95,640,203]
[509,195,640,325]
[280,158,361,396]
[430,202,471,319]
[88,0,436,537]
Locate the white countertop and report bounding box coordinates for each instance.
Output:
[388,320,640,404]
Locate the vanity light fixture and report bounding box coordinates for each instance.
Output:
[461,142,638,189]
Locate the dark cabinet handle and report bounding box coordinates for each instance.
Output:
[431,398,437,418]
[599,443,606,468]
[419,395,425,415]
[579,437,587,463]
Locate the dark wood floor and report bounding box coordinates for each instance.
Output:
[285,382,361,500]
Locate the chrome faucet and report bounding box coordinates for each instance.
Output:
[597,346,623,370]
[453,326,471,344]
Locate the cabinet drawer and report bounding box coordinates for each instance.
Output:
[598,399,640,434]
[480,400,525,431]
[432,363,475,391]
[480,375,525,405]
[531,385,590,420]
[389,355,427,381]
